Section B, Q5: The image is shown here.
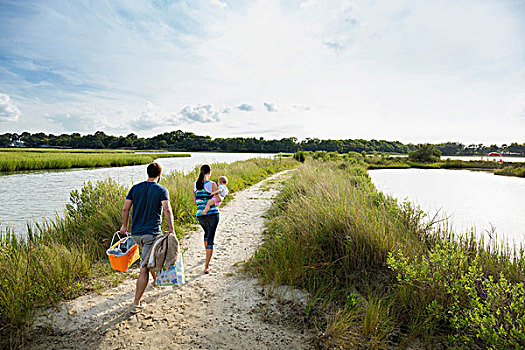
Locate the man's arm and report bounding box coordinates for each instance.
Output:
[161,200,175,235]
[120,199,132,234]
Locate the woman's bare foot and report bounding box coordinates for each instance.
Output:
[204,266,213,274]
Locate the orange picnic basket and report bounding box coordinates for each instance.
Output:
[106,231,140,272]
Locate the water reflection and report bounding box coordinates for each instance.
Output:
[368,169,525,245]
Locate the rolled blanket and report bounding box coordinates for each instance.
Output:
[144,233,180,273]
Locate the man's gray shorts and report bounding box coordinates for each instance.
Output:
[132,233,159,269]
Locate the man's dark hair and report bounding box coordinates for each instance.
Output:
[147,162,162,178]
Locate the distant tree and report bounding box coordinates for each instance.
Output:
[158,140,169,149]
[435,142,465,156]
[408,144,441,163]
[0,134,11,147]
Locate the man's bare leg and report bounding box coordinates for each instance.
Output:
[150,271,156,287]
[134,267,150,305]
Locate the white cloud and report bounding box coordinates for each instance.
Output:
[299,0,320,9]
[46,113,100,132]
[45,104,129,132]
[264,102,277,112]
[211,0,228,8]
[236,103,254,112]
[179,104,222,123]
[0,94,21,122]
[130,102,176,131]
[293,104,311,111]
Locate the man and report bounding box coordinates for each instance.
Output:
[120,162,175,312]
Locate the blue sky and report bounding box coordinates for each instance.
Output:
[0,0,524,143]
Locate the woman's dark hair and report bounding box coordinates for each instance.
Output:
[196,164,211,190]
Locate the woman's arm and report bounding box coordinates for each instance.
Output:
[191,186,196,205]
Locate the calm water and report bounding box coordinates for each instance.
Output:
[389,155,525,163]
[443,155,525,162]
[368,169,525,245]
[0,152,274,233]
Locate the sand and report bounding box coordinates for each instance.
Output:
[29,170,316,350]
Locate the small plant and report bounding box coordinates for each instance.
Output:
[293,151,306,162]
[345,292,360,310]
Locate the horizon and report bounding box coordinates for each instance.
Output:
[3,129,525,147]
[1,1,524,144]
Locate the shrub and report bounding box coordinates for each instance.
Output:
[408,144,441,163]
[387,243,525,348]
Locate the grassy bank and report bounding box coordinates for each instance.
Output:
[0,148,134,153]
[0,150,189,172]
[365,154,525,177]
[247,159,525,349]
[0,157,297,348]
[494,166,525,178]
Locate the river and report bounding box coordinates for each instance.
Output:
[368,168,525,246]
[0,152,275,234]
[388,155,525,163]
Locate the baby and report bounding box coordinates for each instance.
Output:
[200,176,229,215]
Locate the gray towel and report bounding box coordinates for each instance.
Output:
[144,233,180,273]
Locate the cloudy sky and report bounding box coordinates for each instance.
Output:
[0,0,524,144]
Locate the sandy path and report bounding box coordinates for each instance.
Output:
[30,170,315,350]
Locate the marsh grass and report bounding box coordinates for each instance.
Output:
[0,148,134,153]
[366,155,525,178]
[494,166,525,177]
[0,157,297,348]
[247,159,525,348]
[0,150,189,172]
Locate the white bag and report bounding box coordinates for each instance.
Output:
[155,253,186,286]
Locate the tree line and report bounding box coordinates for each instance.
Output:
[1,131,524,155]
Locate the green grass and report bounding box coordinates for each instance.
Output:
[365,155,525,178]
[0,157,298,348]
[0,150,190,172]
[246,159,525,349]
[0,148,134,153]
[494,166,525,178]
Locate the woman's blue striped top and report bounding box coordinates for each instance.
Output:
[194,180,219,217]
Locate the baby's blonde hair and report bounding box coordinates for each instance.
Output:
[218,176,228,184]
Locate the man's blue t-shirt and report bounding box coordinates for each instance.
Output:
[126,181,169,235]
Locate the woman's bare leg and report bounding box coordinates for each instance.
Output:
[204,247,213,273]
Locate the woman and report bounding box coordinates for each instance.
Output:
[192,164,220,274]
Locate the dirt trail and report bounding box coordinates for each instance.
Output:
[30,170,316,350]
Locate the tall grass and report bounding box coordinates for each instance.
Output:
[0,148,134,153]
[0,151,189,172]
[247,160,525,348]
[0,157,297,348]
[494,166,525,177]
